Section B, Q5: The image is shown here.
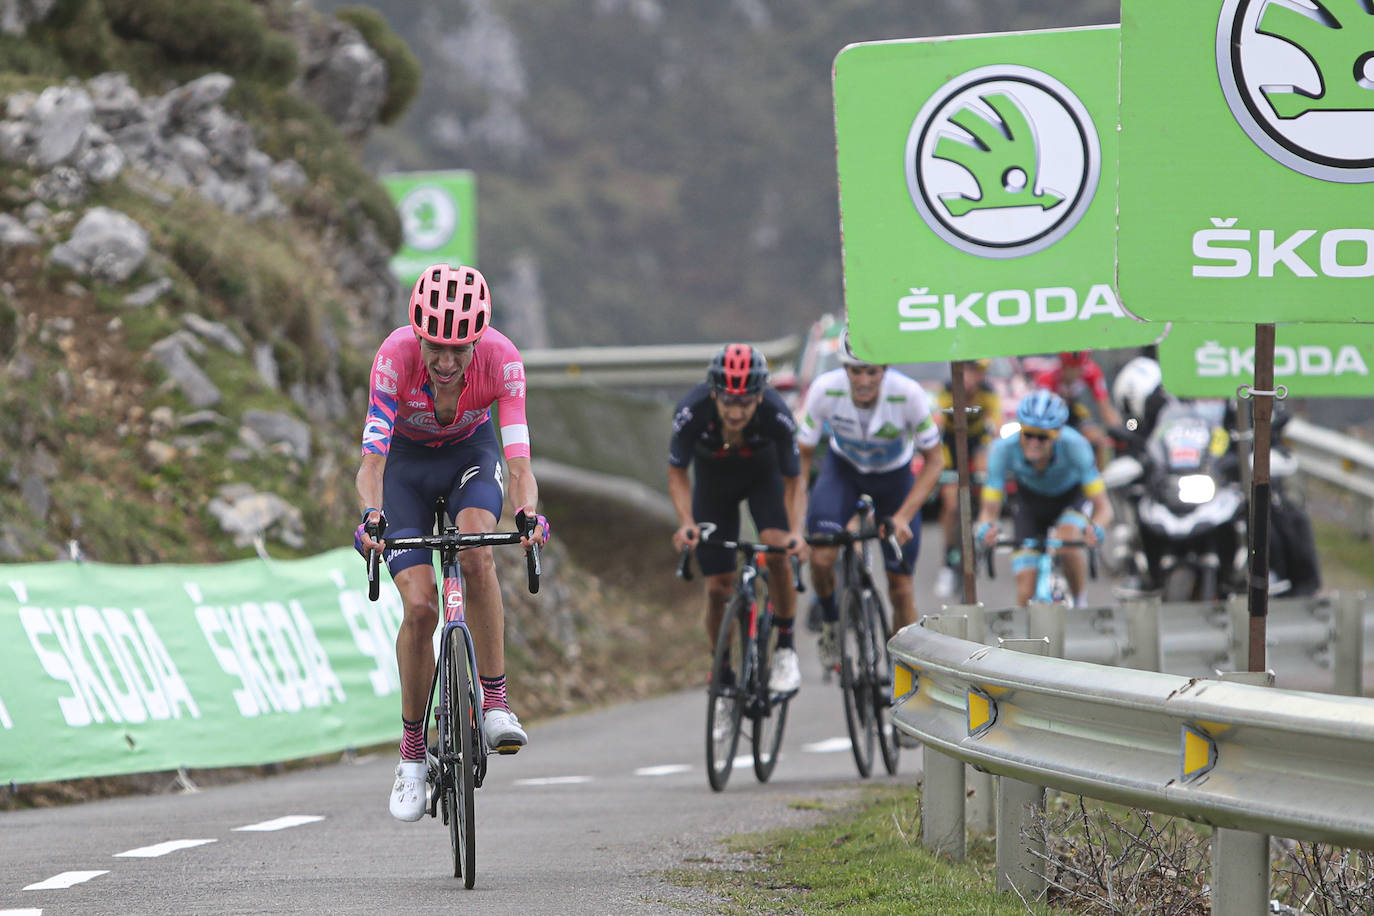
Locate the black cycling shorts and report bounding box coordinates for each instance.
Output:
[1009,485,1089,546]
[691,455,789,577]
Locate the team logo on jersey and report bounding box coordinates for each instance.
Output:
[375,374,397,396]
[1216,0,1374,182]
[905,64,1101,258]
[502,361,527,398]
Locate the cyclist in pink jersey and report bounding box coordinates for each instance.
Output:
[354,263,549,823]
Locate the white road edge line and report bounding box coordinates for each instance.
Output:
[233,815,326,832]
[803,736,853,753]
[23,871,107,891]
[634,764,691,776]
[114,839,217,858]
[0,908,44,915]
[512,776,592,786]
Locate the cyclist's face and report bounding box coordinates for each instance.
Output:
[713,390,761,431]
[417,335,477,389]
[1020,427,1057,461]
[845,364,885,406]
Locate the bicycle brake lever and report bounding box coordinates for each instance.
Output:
[677,546,694,581]
[789,554,804,593]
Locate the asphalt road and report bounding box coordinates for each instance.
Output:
[2,523,1115,916]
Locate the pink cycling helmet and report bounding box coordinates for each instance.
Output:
[409,264,490,344]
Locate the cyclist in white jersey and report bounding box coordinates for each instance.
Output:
[796,328,943,666]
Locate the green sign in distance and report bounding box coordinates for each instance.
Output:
[382,169,478,290]
[834,26,1161,364]
[1159,321,1374,397]
[1118,0,1374,324]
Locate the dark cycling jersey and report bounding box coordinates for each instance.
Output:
[668,383,801,477]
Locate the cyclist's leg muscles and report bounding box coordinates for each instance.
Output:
[1008,491,1054,606]
[868,464,919,627]
[1054,497,1091,600]
[750,460,795,623]
[445,424,507,678]
[805,452,859,607]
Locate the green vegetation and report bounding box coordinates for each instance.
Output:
[102,0,297,86]
[334,5,421,124]
[666,786,1059,915]
[1313,516,1374,591]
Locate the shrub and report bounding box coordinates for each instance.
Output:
[334,6,420,125]
[102,0,295,87]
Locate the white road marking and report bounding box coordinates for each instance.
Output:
[512,776,592,786]
[114,839,217,858]
[24,871,107,891]
[0,908,44,915]
[732,755,754,769]
[233,815,325,832]
[803,737,853,753]
[634,764,691,777]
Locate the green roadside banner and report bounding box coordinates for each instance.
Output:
[382,169,478,289]
[0,549,407,785]
[1118,0,1374,323]
[1159,322,1374,397]
[834,25,1161,363]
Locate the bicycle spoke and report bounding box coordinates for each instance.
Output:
[447,628,477,887]
[839,586,875,778]
[705,599,747,791]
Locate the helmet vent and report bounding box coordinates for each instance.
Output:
[443,310,455,340]
[446,279,458,302]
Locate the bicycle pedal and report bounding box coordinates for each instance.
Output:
[492,743,522,756]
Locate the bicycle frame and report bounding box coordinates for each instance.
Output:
[984,536,1097,606]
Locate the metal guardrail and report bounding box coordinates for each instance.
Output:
[521,334,802,389]
[1284,417,1374,535]
[890,623,1374,849]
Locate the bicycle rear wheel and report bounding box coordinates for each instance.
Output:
[706,596,748,791]
[445,627,477,886]
[839,585,876,777]
[752,577,788,783]
[867,592,900,776]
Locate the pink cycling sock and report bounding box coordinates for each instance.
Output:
[480,674,508,712]
[400,716,426,761]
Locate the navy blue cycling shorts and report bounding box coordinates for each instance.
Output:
[376,421,506,576]
[806,451,919,575]
[691,454,790,577]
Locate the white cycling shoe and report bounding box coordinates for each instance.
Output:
[389,759,428,822]
[483,707,528,754]
[768,647,802,695]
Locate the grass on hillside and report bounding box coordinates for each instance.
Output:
[664,785,1060,916]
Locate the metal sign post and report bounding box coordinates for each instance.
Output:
[949,360,977,604]
[1244,324,1277,673]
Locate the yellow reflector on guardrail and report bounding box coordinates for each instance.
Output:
[968,687,996,737]
[893,663,915,703]
[1181,724,1218,781]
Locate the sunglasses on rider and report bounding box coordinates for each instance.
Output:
[715,392,758,407]
[1020,427,1057,442]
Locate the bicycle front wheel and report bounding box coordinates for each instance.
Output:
[752,577,787,783]
[706,596,747,791]
[445,627,477,886]
[839,586,876,778]
[867,592,900,776]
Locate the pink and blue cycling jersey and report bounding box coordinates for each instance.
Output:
[361,325,531,460]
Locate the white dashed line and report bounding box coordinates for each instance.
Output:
[114,839,217,858]
[24,871,107,891]
[513,776,592,786]
[234,815,325,832]
[0,908,44,915]
[732,755,754,769]
[634,764,691,777]
[803,737,852,753]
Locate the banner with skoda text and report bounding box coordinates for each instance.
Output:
[1159,322,1374,398]
[383,170,478,290]
[834,25,1161,363]
[0,550,407,785]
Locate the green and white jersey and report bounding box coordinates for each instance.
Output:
[797,368,940,474]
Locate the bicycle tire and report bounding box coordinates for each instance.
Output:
[705,596,747,791]
[868,591,900,776]
[751,573,788,783]
[838,585,875,778]
[446,627,477,886]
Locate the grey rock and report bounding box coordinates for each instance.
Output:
[296,18,387,140]
[241,409,311,461]
[123,277,173,308]
[269,159,308,191]
[0,213,40,248]
[182,313,245,354]
[149,335,221,408]
[31,166,87,207]
[27,86,94,167]
[20,473,48,519]
[21,200,50,227]
[50,206,148,282]
[1,0,58,37]
[0,121,26,163]
[75,141,125,183]
[206,485,305,549]
[177,409,228,429]
[254,342,280,391]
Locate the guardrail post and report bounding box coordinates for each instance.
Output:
[1121,597,1162,671]
[943,603,994,834]
[1332,593,1365,697]
[1227,594,1252,672]
[1027,602,1066,659]
[1211,670,1273,916]
[995,636,1049,900]
[918,614,967,860]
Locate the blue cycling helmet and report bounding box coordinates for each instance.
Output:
[1017,389,1070,431]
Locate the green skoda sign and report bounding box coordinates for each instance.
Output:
[382,170,478,290]
[1118,0,1374,323]
[1159,322,1374,397]
[835,26,1160,363]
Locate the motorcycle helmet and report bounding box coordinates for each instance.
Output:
[1113,356,1164,420]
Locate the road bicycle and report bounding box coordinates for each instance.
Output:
[364,497,540,888]
[806,496,902,779]
[983,535,1098,606]
[678,535,804,792]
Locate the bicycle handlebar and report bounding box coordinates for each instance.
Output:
[804,519,903,566]
[364,518,542,600]
[676,542,805,593]
[981,537,1099,581]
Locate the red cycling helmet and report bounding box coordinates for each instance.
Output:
[707,343,769,396]
[409,263,490,345]
[1058,350,1090,368]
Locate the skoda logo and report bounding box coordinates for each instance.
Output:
[905,64,1100,259]
[1217,0,1374,183]
[398,185,458,251]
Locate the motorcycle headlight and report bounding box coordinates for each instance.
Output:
[1177,474,1216,505]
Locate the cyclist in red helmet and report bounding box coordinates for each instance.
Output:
[1034,350,1121,468]
[669,343,808,696]
[355,263,550,822]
